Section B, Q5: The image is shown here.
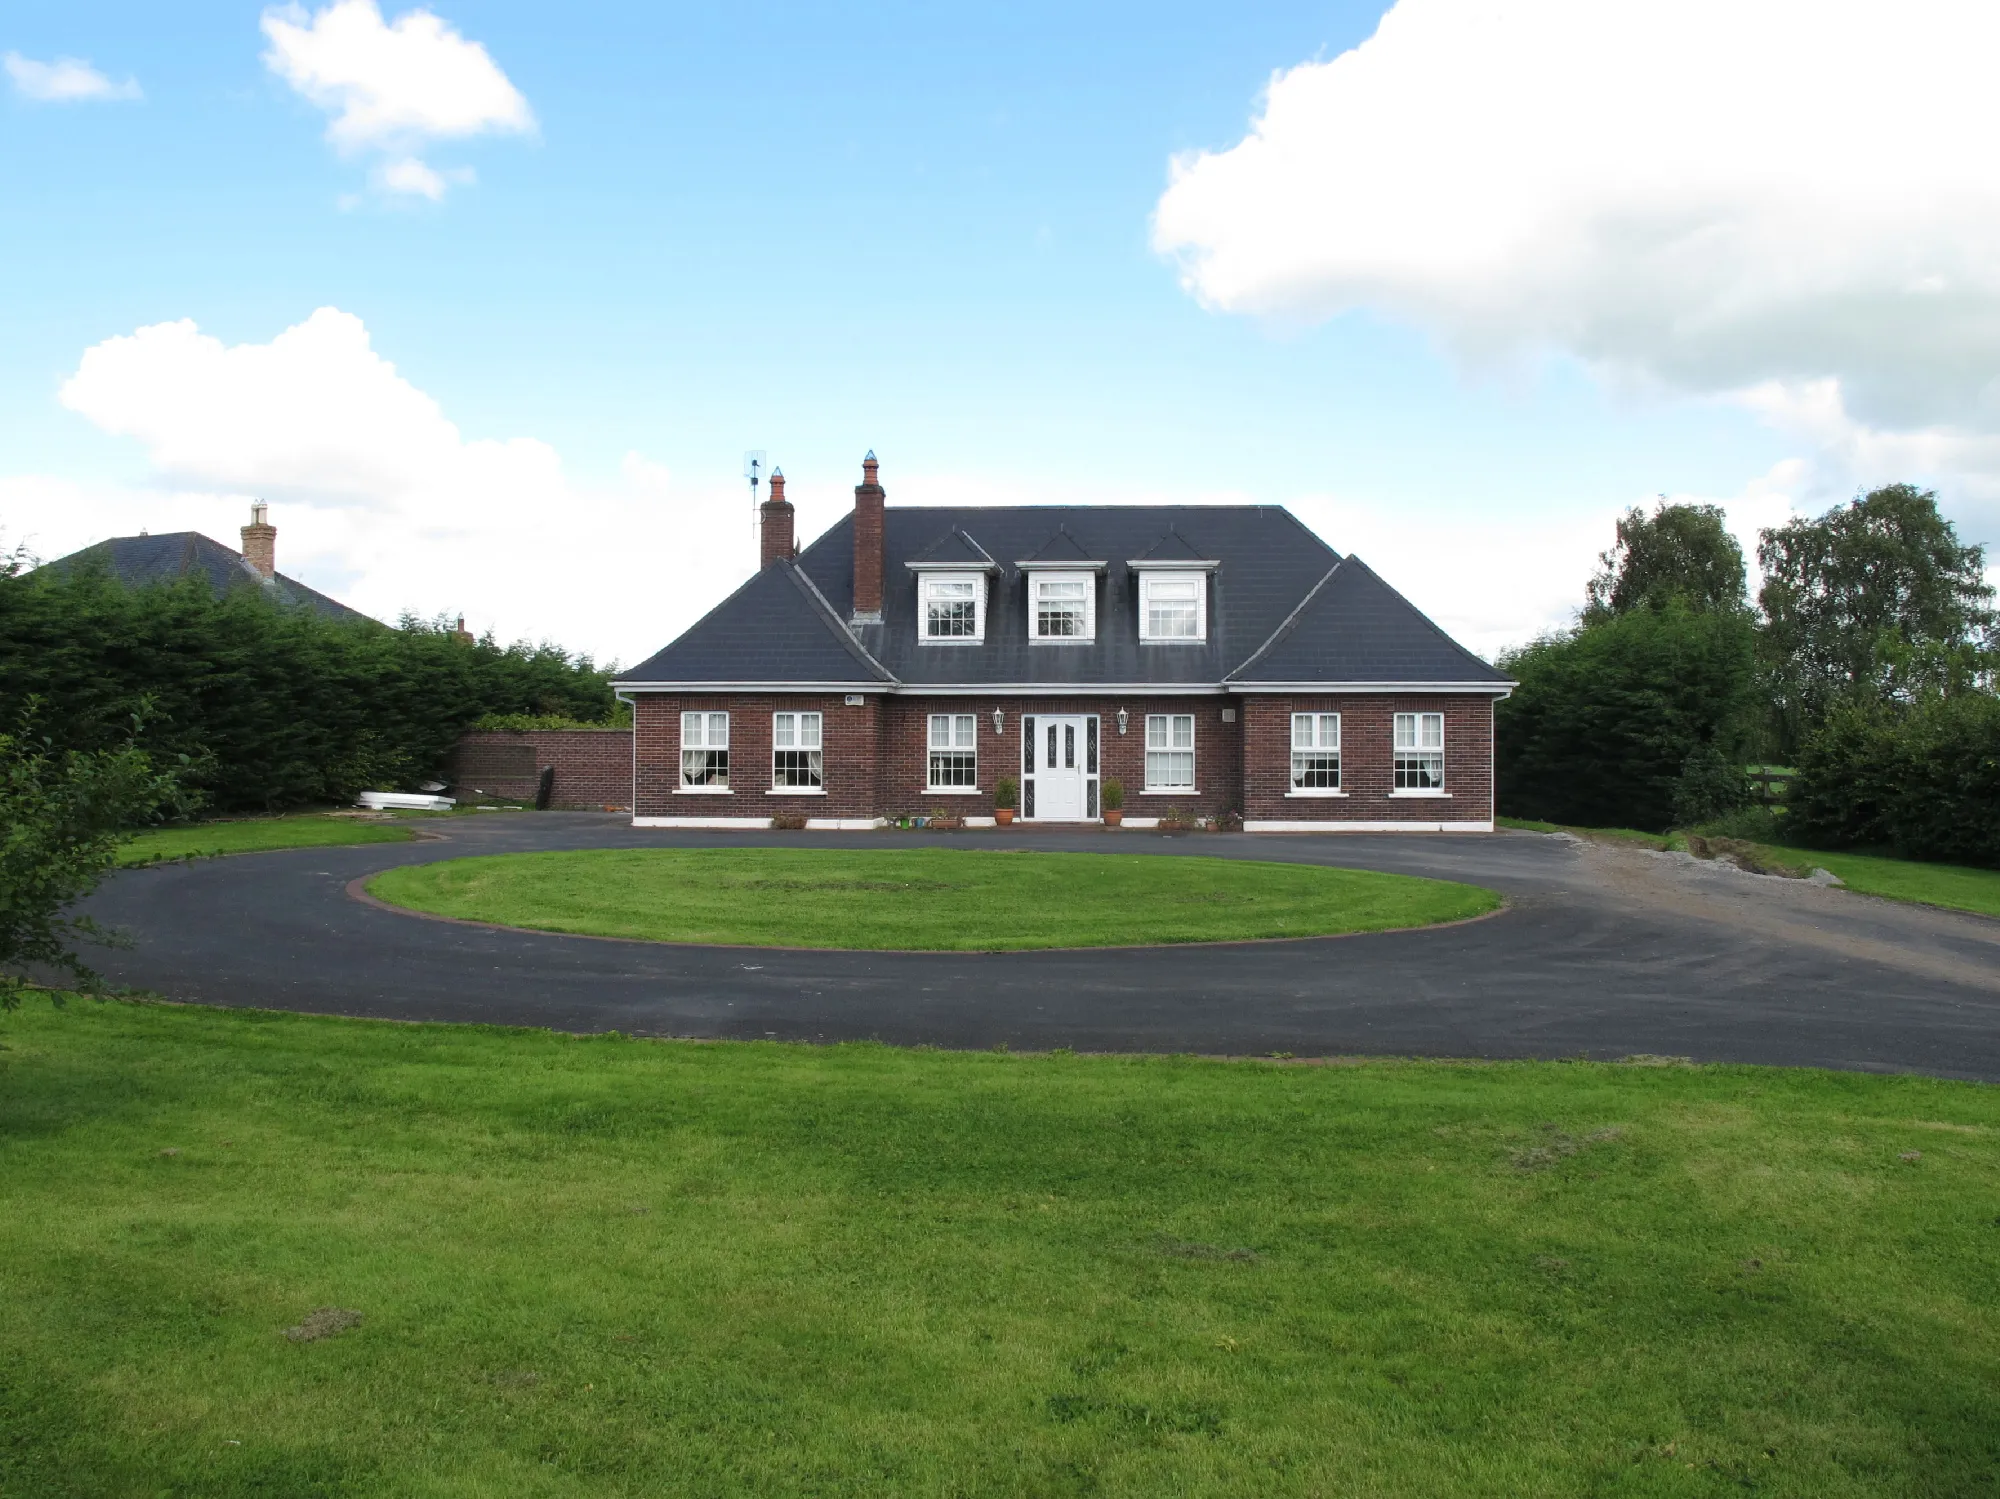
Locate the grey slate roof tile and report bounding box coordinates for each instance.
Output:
[1229,556,1512,684]
[614,504,1506,692]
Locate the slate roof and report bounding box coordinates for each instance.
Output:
[616,504,1511,691]
[1228,556,1511,685]
[619,556,893,686]
[36,531,371,623]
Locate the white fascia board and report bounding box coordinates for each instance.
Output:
[1015,560,1108,573]
[612,682,893,694]
[907,683,1231,696]
[1126,558,1220,571]
[905,560,997,573]
[1229,681,1515,695]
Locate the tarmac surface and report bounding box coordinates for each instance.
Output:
[76,813,2000,1079]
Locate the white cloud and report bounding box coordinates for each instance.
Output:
[261,0,532,198]
[1154,0,2000,515]
[5,52,141,102]
[27,308,748,665]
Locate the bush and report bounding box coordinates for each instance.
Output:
[994,776,1019,811]
[1788,693,2000,866]
[2,726,187,1001]
[1100,779,1124,811]
[1497,604,1760,832]
[1671,743,1753,828]
[0,563,621,812]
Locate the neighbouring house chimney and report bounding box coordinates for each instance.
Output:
[451,615,474,645]
[760,467,795,568]
[852,450,885,622]
[240,501,276,579]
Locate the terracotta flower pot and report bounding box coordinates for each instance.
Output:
[1102,810,1124,827]
[995,808,1015,825]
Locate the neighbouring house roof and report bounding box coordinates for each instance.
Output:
[35,531,371,624]
[616,503,1511,692]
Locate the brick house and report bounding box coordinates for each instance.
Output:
[613,455,1512,831]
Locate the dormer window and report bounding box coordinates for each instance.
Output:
[920,573,984,641]
[1030,572,1095,641]
[1140,572,1206,641]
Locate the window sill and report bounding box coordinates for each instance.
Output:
[766,788,826,796]
[923,788,986,796]
[1287,789,1349,798]
[918,637,984,646]
[1389,789,1451,798]
[1140,788,1198,796]
[1028,637,1095,645]
[1138,637,1206,645]
[674,786,733,795]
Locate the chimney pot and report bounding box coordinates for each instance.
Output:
[759,467,795,568]
[240,501,277,580]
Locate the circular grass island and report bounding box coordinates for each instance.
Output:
[365,848,1500,951]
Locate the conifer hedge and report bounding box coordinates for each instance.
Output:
[0,561,619,813]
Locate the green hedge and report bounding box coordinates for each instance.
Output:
[1788,693,2000,867]
[1496,605,1760,832]
[0,563,619,812]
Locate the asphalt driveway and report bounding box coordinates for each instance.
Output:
[74,814,2000,1079]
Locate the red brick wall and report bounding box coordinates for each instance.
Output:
[632,694,884,819]
[1241,695,1496,823]
[451,729,634,811]
[626,690,1498,826]
[882,695,1240,822]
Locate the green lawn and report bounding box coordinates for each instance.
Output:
[366,848,1499,950]
[3,1004,1997,1496]
[1498,819,2000,920]
[118,813,418,865]
[1748,844,2000,920]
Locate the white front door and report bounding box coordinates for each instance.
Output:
[1024,715,1096,820]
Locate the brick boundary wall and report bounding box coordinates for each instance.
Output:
[450,729,634,811]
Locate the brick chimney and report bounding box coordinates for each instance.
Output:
[852,450,884,622]
[759,467,795,568]
[240,501,276,579]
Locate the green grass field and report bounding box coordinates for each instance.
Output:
[1497,818,2000,920]
[366,847,1500,950]
[2,1003,1996,1496]
[118,814,419,865]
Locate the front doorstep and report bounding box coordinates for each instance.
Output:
[1242,819,1495,833]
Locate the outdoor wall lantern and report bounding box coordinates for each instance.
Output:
[1116,707,1129,735]
[992,707,1004,735]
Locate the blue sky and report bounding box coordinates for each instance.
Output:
[4,1,1992,663]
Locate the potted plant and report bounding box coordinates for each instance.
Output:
[928,805,963,832]
[1101,778,1124,827]
[994,776,1018,826]
[1159,803,1194,833]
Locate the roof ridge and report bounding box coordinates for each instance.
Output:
[788,565,899,683]
[1225,558,1345,681]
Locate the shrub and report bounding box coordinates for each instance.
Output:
[1788,693,2000,866]
[1100,779,1124,811]
[994,776,1019,811]
[1671,743,1752,829]
[1497,604,1759,832]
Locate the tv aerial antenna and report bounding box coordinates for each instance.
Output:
[743,450,767,549]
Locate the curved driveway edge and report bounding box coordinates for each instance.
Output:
[75,814,2000,1080]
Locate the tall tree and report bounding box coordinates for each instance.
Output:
[1758,484,1995,752]
[1586,501,1749,619]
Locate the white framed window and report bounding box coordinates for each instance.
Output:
[920,573,983,641]
[772,711,823,789]
[1145,714,1195,790]
[680,711,729,788]
[1139,573,1205,641]
[1029,572,1094,641]
[927,712,978,789]
[1393,712,1445,790]
[1291,713,1341,792]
